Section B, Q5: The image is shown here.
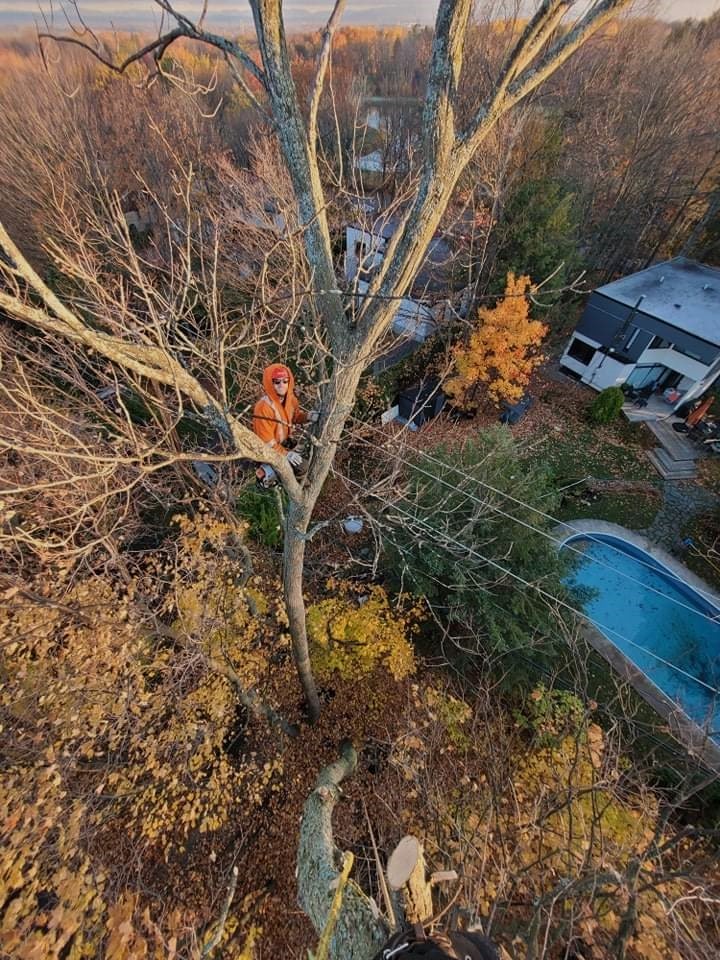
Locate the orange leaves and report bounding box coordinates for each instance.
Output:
[445,273,548,409]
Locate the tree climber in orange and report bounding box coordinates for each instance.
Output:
[252,363,316,488]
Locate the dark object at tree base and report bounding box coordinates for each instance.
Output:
[499,394,533,425]
[447,404,475,422]
[373,925,499,960]
[398,380,446,427]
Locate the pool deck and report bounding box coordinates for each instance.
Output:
[554,519,720,775]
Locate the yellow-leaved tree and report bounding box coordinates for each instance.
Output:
[0,513,282,958]
[307,582,419,682]
[445,273,547,409]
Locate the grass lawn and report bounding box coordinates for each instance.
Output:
[697,458,720,497]
[532,420,658,482]
[680,513,720,593]
[558,489,661,530]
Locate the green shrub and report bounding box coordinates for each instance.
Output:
[588,386,624,424]
[235,487,283,548]
[514,684,586,747]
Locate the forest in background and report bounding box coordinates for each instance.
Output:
[2,5,720,958]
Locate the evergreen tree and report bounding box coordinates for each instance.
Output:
[382,428,573,670]
[493,178,583,292]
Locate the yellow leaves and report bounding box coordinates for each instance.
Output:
[0,762,105,959]
[307,583,418,682]
[423,687,472,749]
[106,893,181,960]
[446,272,548,409]
[1,508,289,956]
[587,722,604,769]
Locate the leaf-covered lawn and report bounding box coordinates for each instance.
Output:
[558,490,661,530]
[532,422,657,482]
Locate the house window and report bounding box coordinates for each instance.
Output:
[648,335,704,362]
[567,337,596,366]
[673,343,704,363]
[624,327,641,351]
[626,364,665,389]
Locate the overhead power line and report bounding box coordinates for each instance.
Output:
[346,417,720,626]
[338,469,720,703]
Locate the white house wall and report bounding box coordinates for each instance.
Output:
[392,298,436,342]
[560,332,601,378]
[583,353,633,390]
[674,354,720,409]
[345,225,387,282]
[635,347,710,382]
[354,150,385,173]
[355,279,435,343]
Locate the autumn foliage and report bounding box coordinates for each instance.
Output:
[0,514,283,957]
[307,581,419,682]
[445,273,548,408]
[2,13,720,959]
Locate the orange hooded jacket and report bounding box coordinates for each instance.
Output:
[252,364,308,453]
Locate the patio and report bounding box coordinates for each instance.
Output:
[623,395,681,422]
[623,400,709,480]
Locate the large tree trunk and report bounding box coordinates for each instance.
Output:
[10,0,631,726]
[283,499,321,722]
[281,356,368,721]
[297,742,389,959]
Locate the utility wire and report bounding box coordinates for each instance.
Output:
[360,522,709,761]
[338,469,720,702]
[348,412,707,590]
[346,417,720,624]
[245,275,589,313]
[382,524,717,749]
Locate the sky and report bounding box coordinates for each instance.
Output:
[0,0,718,31]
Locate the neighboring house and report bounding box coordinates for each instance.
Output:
[561,258,720,411]
[354,150,386,174]
[344,221,395,283]
[344,218,438,373]
[355,280,435,343]
[344,219,453,291]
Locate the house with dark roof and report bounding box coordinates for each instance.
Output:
[560,258,720,412]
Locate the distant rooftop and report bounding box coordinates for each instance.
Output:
[596,258,720,347]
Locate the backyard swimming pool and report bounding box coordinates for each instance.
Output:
[563,534,720,744]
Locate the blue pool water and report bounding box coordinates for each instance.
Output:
[563,535,720,742]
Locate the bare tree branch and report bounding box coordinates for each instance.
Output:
[308,0,346,169]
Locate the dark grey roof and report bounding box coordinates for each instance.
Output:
[596,258,720,347]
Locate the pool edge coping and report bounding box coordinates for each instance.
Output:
[554,518,720,611]
[554,519,720,775]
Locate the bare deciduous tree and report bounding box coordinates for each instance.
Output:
[1,0,630,720]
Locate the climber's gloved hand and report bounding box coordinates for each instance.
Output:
[308,410,320,424]
[286,450,303,467]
